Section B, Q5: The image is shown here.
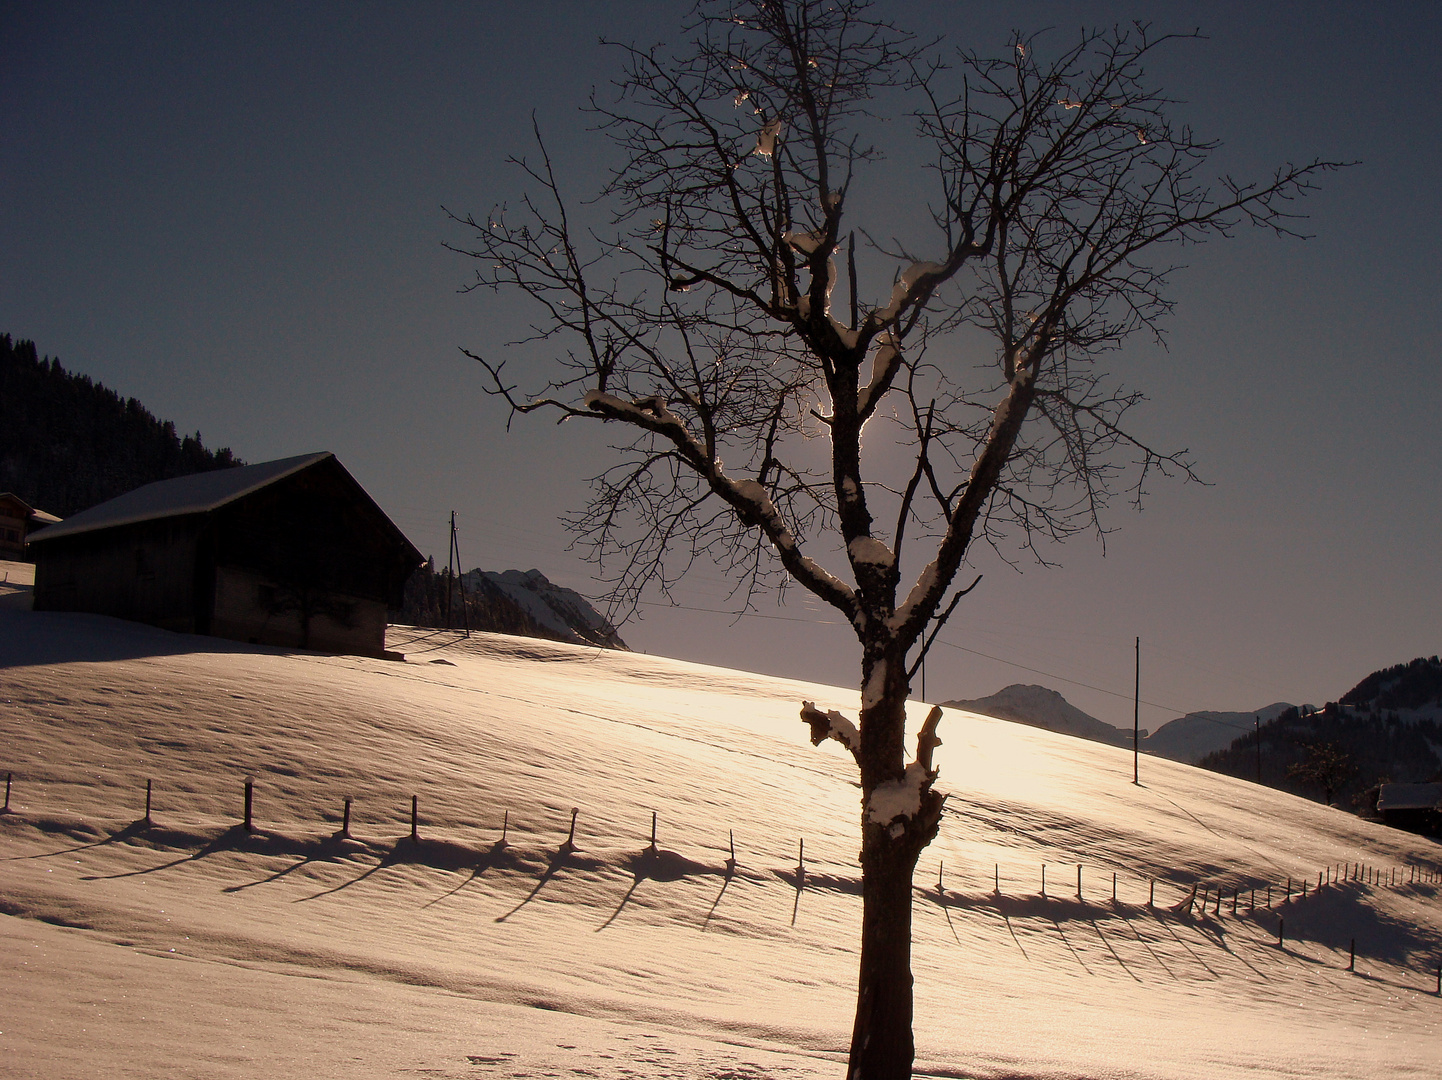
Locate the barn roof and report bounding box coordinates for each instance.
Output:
[26,452,332,544]
[1376,782,1442,812]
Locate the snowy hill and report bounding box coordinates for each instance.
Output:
[2,608,1440,1080]
[943,682,1137,747]
[1145,703,1295,764]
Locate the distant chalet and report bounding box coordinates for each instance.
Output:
[0,493,61,560]
[27,452,422,658]
[1376,782,1442,836]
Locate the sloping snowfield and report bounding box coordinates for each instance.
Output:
[2,601,1439,1079]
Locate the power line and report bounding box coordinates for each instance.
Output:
[928,637,1191,715]
[634,598,1207,717]
[634,598,843,626]
[631,595,1288,731]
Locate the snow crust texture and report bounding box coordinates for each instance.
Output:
[1,608,1440,1080]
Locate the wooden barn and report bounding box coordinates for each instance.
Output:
[1376,782,1442,836]
[27,452,422,658]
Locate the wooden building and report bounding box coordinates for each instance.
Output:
[0,493,62,560]
[27,452,422,658]
[1376,782,1442,836]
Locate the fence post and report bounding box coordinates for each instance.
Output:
[1348,938,1355,972]
[3,772,9,812]
[797,838,805,879]
[994,863,999,895]
[1076,864,1082,901]
[243,776,254,832]
[341,796,352,839]
[144,779,153,823]
[726,828,736,873]
[565,807,579,848]
[1148,879,1155,907]
[1041,863,1046,898]
[501,809,509,845]
[649,810,658,851]
[410,795,419,842]
[1112,872,1117,903]
[1277,916,1284,946]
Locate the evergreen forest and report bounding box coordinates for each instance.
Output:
[1202,656,1442,814]
[1,334,242,519]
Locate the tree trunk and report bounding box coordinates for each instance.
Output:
[847,649,930,1080]
[848,823,920,1079]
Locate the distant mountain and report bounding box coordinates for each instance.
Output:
[1144,704,1294,765]
[1201,656,1442,809]
[392,561,626,650]
[0,335,243,518]
[467,569,627,650]
[943,684,1138,748]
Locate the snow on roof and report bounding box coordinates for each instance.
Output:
[1376,781,1442,811]
[25,452,332,544]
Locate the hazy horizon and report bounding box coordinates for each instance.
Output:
[4,1,1438,726]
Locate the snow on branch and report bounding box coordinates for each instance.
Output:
[583,389,858,616]
[866,706,945,833]
[801,700,860,755]
[872,261,948,325]
[855,333,901,418]
[866,764,931,832]
[847,535,895,570]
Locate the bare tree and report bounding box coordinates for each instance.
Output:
[449,3,1341,1076]
[1288,740,1357,805]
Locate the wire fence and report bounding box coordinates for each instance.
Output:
[4,767,1441,995]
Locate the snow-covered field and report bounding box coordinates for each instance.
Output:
[2,592,1440,1079]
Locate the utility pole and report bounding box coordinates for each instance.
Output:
[444,512,454,630]
[445,511,471,636]
[1255,715,1262,784]
[1133,635,1140,785]
[920,625,930,701]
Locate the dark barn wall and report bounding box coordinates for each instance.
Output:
[213,457,416,611]
[33,516,204,631]
[206,457,418,656]
[211,565,388,656]
[1381,808,1440,836]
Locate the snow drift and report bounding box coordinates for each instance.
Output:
[1,607,1439,1079]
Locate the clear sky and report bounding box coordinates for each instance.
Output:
[4,1,1438,730]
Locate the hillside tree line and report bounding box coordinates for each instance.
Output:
[0,334,242,519]
[1202,656,1442,808]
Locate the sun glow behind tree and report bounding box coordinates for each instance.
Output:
[450,3,1342,1075]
